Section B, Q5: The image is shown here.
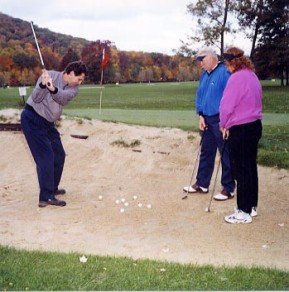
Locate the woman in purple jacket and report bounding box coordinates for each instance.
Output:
[220,47,263,224]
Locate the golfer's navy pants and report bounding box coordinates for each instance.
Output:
[196,114,235,193]
[21,105,65,201]
[228,120,262,214]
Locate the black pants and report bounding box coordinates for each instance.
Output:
[228,120,262,214]
[21,105,65,201]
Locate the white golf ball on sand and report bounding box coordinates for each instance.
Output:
[120,208,125,213]
[124,202,129,207]
[133,195,138,200]
[115,199,120,204]
[147,204,152,209]
[98,195,103,200]
[138,203,143,208]
[121,198,126,202]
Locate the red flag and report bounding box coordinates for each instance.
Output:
[101,48,109,69]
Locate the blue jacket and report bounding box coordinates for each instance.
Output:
[196,63,230,117]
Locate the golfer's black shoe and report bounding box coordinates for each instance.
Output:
[39,198,66,208]
[55,188,66,195]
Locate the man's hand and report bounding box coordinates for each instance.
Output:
[199,115,207,131]
[41,69,54,90]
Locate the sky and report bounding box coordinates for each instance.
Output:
[0,0,198,55]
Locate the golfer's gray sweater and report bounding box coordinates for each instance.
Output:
[26,70,78,122]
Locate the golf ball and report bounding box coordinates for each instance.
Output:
[121,198,126,202]
[120,208,125,213]
[133,195,138,200]
[115,199,120,204]
[138,203,143,208]
[124,202,129,207]
[147,204,152,209]
[98,195,103,200]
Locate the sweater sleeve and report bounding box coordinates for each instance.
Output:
[219,74,241,128]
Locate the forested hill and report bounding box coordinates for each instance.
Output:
[0,12,89,55]
[0,12,198,86]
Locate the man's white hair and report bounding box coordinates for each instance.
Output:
[197,48,218,59]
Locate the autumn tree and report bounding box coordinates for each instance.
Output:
[13,52,38,71]
[186,0,236,56]
[81,40,113,84]
[59,48,80,71]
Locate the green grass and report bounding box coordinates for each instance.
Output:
[258,125,289,168]
[71,82,196,110]
[0,81,288,168]
[2,81,287,112]
[0,246,288,291]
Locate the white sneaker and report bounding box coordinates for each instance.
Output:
[251,207,258,217]
[224,209,252,224]
[183,184,208,193]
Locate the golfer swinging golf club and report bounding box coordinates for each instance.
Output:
[183,47,235,200]
[21,61,88,207]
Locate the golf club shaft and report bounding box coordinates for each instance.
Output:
[207,139,227,212]
[30,21,51,86]
[182,129,206,200]
[30,22,45,68]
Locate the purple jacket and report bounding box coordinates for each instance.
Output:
[220,68,262,129]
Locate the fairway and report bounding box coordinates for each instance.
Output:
[64,108,289,130]
[1,81,289,169]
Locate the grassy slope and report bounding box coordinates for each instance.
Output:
[0,246,288,291]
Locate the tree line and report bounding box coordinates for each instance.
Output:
[1,0,288,87]
[0,13,201,87]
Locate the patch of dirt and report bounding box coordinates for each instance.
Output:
[0,109,288,271]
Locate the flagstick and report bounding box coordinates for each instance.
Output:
[99,67,104,115]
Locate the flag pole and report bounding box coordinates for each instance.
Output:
[99,48,108,115]
[99,65,104,115]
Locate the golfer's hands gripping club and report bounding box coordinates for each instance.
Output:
[41,69,52,89]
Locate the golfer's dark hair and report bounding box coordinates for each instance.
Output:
[224,47,255,73]
[65,61,88,76]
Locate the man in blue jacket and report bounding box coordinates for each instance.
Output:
[183,48,235,200]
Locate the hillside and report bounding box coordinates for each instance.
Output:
[0,12,90,55]
[0,12,197,85]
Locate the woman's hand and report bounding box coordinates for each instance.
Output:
[220,127,229,140]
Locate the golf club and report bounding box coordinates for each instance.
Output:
[182,129,206,200]
[30,21,50,86]
[205,139,227,212]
